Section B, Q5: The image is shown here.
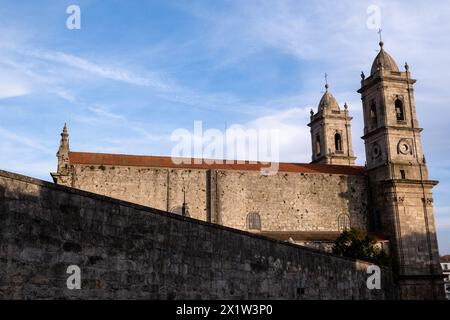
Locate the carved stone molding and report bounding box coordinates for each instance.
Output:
[421,197,434,205]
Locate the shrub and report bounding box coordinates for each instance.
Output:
[332,228,391,266]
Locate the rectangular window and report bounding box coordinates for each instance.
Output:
[395,99,405,121]
[400,170,406,179]
[370,102,378,128]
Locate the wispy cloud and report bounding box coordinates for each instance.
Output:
[0,126,52,154]
[87,105,126,121]
[1,45,254,115]
[0,126,55,180]
[24,49,171,90]
[0,76,30,99]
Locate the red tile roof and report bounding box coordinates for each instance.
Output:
[68,151,365,175]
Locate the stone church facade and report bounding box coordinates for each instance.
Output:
[51,41,445,299]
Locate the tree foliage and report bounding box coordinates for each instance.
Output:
[332,228,391,266]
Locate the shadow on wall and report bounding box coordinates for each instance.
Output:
[340,174,445,300]
[0,169,398,300]
[338,175,370,231]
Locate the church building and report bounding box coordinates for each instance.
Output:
[51,41,445,299]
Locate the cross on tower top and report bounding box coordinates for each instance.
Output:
[324,73,329,90]
[378,29,384,48]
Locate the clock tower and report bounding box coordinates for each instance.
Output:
[358,40,445,299]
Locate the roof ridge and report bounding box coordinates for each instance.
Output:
[67,151,365,175]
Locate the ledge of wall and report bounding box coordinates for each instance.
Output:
[0,169,396,299]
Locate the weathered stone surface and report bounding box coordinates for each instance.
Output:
[308,85,357,165]
[57,165,369,237]
[359,44,445,299]
[0,170,395,300]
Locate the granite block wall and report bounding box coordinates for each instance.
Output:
[0,170,395,300]
[65,165,369,234]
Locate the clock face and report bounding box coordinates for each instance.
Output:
[372,143,381,159]
[398,139,412,155]
[400,143,409,154]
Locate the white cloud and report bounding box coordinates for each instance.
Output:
[0,79,30,99]
[0,69,31,99]
[246,107,311,163]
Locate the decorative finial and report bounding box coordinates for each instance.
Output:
[62,123,68,136]
[344,102,348,110]
[361,71,365,80]
[310,108,314,116]
[378,28,384,48]
[324,73,329,90]
[405,62,409,71]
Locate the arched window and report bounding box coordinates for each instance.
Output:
[315,135,321,156]
[338,214,350,231]
[171,206,190,217]
[395,99,405,121]
[247,212,261,230]
[334,133,342,152]
[370,102,378,126]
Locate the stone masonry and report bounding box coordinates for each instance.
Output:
[0,169,396,299]
[59,161,369,236]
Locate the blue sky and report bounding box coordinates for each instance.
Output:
[0,0,449,254]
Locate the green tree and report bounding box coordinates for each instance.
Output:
[332,228,391,266]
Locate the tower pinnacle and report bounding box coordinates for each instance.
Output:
[51,123,71,184]
[57,123,69,155]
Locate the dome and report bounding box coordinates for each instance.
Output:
[370,41,399,75]
[318,84,340,112]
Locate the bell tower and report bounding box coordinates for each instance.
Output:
[308,81,356,165]
[358,40,444,299]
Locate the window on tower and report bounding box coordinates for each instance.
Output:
[400,170,406,179]
[395,99,405,121]
[315,135,321,156]
[370,102,378,127]
[335,133,342,152]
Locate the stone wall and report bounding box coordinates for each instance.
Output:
[0,169,395,300]
[70,165,208,221]
[66,164,370,234]
[217,170,368,232]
